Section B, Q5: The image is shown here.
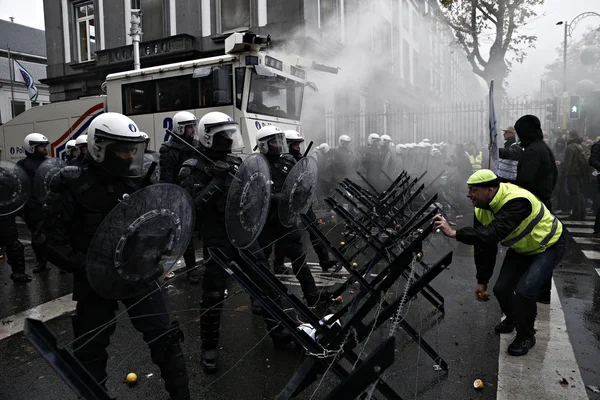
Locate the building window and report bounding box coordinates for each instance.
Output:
[221,0,251,33]
[75,1,96,62]
[402,0,409,29]
[321,0,340,42]
[141,0,165,41]
[403,40,410,85]
[12,100,26,118]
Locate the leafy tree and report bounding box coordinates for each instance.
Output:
[438,0,543,95]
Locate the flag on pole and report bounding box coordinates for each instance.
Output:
[12,59,38,102]
[488,80,498,172]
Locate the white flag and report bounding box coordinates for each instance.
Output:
[12,59,38,102]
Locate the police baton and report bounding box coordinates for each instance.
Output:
[303,141,313,158]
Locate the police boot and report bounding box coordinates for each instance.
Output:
[306,289,336,308]
[149,321,190,399]
[495,318,516,334]
[200,348,219,374]
[187,268,200,284]
[10,272,32,283]
[200,290,223,372]
[314,242,337,272]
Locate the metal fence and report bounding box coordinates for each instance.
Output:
[324,99,548,147]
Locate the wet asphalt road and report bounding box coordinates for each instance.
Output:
[0,214,599,399]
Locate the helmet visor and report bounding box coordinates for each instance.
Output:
[213,124,244,152]
[267,133,288,156]
[104,141,146,178]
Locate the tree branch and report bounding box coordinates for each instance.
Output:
[476,4,497,24]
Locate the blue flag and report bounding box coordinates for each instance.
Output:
[13,59,38,102]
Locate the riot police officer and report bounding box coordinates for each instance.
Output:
[274,130,336,272]
[256,126,329,307]
[70,134,88,167]
[178,112,292,373]
[17,133,50,273]
[362,133,383,191]
[160,111,200,283]
[42,113,190,399]
[65,139,80,165]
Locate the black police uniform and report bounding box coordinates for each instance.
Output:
[43,163,190,399]
[362,145,383,192]
[0,215,28,281]
[179,149,292,372]
[273,151,336,272]
[16,152,47,271]
[259,153,324,306]
[160,138,198,279]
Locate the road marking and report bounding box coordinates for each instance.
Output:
[572,237,599,245]
[566,227,594,234]
[560,220,595,226]
[0,293,76,341]
[582,250,600,260]
[497,279,588,399]
[596,268,600,277]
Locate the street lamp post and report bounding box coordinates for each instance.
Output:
[556,12,600,128]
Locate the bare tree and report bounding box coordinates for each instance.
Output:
[438,0,543,96]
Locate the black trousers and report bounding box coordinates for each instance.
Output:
[566,176,587,220]
[493,234,567,336]
[72,286,189,399]
[273,207,330,267]
[200,241,290,350]
[0,216,26,274]
[259,221,319,303]
[23,208,46,267]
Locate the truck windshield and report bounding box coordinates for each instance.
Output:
[247,69,304,120]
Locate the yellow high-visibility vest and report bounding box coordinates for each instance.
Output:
[474,183,562,255]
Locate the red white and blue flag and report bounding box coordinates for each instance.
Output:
[12,59,38,102]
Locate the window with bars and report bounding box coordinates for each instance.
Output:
[75,1,96,62]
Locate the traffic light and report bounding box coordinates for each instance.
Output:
[569,95,581,120]
[546,98,557,121]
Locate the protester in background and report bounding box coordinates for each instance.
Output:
[513,115,558,305]
[589,138,600,239]
[552,139,568,213]
[561,131,588,221]
[496,126,522,184]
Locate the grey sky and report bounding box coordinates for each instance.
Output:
[1,0,598,98]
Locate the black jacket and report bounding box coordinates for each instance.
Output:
[589,141,600,191]
[563,137,586,177]
[43,165,142,301]
[159,139,196,184]
[16,153,47,211]
[513,116,557,209]
[178,150,241,248]
[456,197,532,284]
[328,146,354,185]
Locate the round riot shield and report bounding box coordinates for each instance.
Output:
[86,184,195,299]
[0,161,31,217]
[278,156,318,227]
[142,153,161,184]
[34,158,66,203]
[225,153,271,249]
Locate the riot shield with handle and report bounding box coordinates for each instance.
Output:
[34,158,66,203]
[278,156,318,227]
[142,152,160,184]
[225,153,272,249]
[0,161,31,217]
[86,184,195,299]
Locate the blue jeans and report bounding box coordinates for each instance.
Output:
[493,234,567,336]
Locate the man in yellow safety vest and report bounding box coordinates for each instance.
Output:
[433,169,566,356]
